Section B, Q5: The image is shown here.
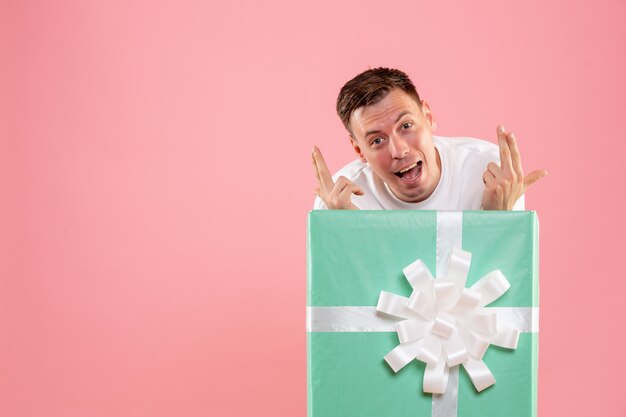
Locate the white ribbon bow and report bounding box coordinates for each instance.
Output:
[376,247,520,394]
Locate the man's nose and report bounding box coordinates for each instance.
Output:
[389,135,409,159]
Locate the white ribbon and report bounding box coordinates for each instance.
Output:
[433,211,463,417]
[377,246,521,394]
[306,306,537,333]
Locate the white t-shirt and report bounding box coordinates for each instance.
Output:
[313,136,524,210]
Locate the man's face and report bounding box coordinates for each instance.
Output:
[349,88,441,203]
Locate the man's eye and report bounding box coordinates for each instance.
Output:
[372,137,383,146]
[402,122,413,129]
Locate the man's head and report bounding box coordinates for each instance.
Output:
[336,68,441,203]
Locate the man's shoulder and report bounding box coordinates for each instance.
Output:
[435,135,499,168]
[434,135,498,154]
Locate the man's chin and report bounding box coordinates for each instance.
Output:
[388,182,430,203]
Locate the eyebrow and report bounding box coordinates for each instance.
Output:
[364,111,412,138]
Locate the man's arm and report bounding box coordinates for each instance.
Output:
[312,146,363,210]
[481,126,547,210]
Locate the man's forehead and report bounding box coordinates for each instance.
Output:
[350,91,421,133]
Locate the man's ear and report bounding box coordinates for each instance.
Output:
[350,135,367,163]
[420,100,437,131]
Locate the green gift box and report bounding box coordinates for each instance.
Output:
[307,211,539,417]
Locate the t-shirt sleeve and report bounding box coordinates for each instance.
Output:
[313,196,328,210]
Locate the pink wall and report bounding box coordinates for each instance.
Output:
[2,0,625,416]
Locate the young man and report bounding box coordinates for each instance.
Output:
[312,68,547,210]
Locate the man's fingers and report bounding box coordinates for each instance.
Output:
[487,161,504,178]
[507,132,524,177]
[312,146,334,193]
[311,149,364,210]
[351,184,365,196]
[338,182,364,200]
[524,169,548,188]
[322,176,364,209]
[497,125,514,175]
[335,176,364,195]
[485,127,547,210]
[483,169,496,186]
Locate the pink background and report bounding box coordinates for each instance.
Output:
[2,1,625,416]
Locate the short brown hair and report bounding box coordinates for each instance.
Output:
[336,67,421,134]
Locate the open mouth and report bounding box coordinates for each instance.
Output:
[394,161,422,182]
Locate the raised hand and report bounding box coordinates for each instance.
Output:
[312,146,363,210]
[481,126,548,210]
